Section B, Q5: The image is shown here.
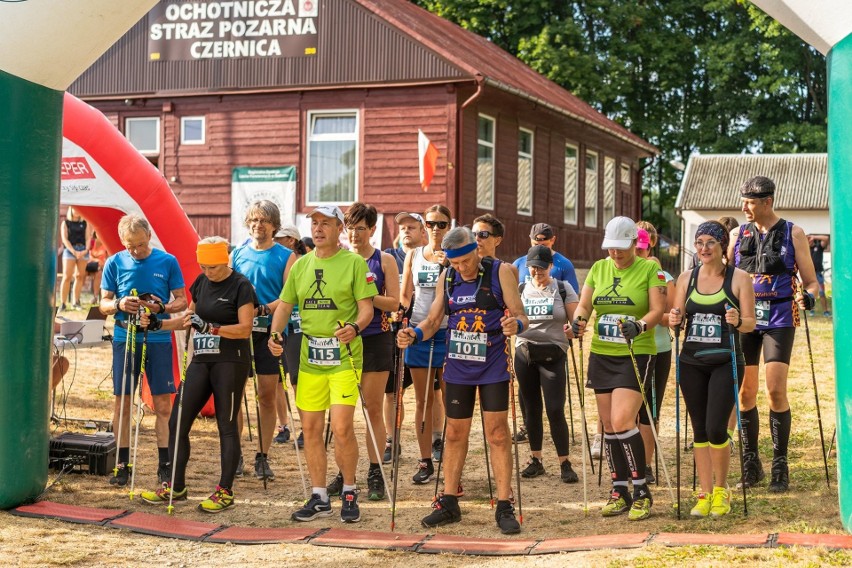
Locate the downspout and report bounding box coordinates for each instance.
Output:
[455,74,484,219]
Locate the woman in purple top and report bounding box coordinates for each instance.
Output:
[397,227,528,535]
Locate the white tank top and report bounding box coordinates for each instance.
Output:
[411,246,447,328]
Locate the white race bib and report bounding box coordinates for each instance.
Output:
[193,333,221,355]
[523,297,554,321]
[307,336,341,366]
[686,313,722,344]
[597,314,634,344]
[417,266,440,288]
[755,300,770,327]
[252,315,270,333]
[447,329,487,362]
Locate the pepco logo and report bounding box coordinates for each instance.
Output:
[61,157,95,180]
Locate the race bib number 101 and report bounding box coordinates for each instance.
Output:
[447,330,487,362]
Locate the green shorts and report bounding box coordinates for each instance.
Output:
[295,368,359,411]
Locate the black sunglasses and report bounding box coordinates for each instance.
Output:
[473,230,494,239]
[425,220,449,229]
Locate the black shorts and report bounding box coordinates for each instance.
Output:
[444,380,509,419]
[362,331,393,373]
[385,363,413,394]
[284,332,302,386]
[587,352,654,393]
[741,327,796,366]
[251,332,280,375]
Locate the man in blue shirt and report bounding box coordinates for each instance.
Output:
[100,214,187,488]
[513,223,579,293]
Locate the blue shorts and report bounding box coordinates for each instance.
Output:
[816,273,826,295]
[62,245,89,261]
[112,341,176,396]
[404,328,447,368]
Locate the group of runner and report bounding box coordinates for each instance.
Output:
[97,173,821,533]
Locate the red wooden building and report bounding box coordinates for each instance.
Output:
[71,0,656,264]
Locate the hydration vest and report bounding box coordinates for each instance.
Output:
[443,257,502,315]
[736,219,794,276]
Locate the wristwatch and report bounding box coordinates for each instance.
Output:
[637,319,648,333]
[114,297,122,312]
[346,322,361,336]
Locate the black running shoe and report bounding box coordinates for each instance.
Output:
[254,453,275,481]
[412,459,434,484]
[274,425,291,444]
[292,493,333,522]
[297,431,304,449]
[234,454,245,478]
[432,438,443,463]
[736,454,765,489]
[560,460,579,483]
[383,438,393,464]
[521,457,545,478]
[157,462,171,485]
[645,464,656,485]
[109,463,131,487]
[367,468,385,501]
[512,427,529,443]
[421,494,461,528]
[340,489,361,523]
[495,500,521,534]
[327,471,344,497]
[768,457,789,493]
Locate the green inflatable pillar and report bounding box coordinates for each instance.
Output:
[828,32,852,531]
[0,70,62,508]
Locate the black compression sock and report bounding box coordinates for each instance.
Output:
[604,433,629,483]
[769,409,792,460]
[369,462,380,473]
[158,447,169,464]
[118,447,130,465]
[740,407,760,459]
[616,428,647,483]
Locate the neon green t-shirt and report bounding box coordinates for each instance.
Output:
[281,249,378,374]
[585,256,666,356]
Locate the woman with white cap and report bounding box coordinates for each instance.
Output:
[571,216,666,521]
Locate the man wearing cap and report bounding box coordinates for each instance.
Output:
[268,205,377,523]
[728,176,819,493]
[231,200,297,481]
[513,223,579,294]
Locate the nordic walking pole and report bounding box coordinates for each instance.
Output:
[113,291,136,479]
[673,313,682,519]
[243,391,254,443]
[324,409,332,449]
[567,337,589,515]
[390,318,408,531]
[802,308,831,487]
[620,320,675,505]
[248,339,269,490]
[433,415,448,500]
[128,307,150,500]
[829,428,837,459]
[652,371,659,486]
[725,305,749,516]
[271,332,306,499]
[568,339,595,476]
[338,322,393,509]
[420,339,436,434]
[565,356,575,444]
[505,310,523,523]
[481,405,495,507]
[167,329,192,515]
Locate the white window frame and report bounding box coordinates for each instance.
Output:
[604,156,616,222]
[621,163,631,185]
[585,150,599,228]
[180,116,206,145]
[564,144,579,225]
[125,116,160,156]
[476,113,496,210]
[517,127,534,216]
[305,109,360,206]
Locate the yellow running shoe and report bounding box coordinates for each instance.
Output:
[601,489,631,517]
[710,486,731,517]
[690,492,711,517]
[198,486,234,513]
[628,496,652,521]
[140,482,187,505]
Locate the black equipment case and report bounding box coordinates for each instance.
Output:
[49,432,116,475]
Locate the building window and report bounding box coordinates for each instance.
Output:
[477,114,495,210]
[180,116,205,145]
[621,163,631,185]
[585,150,598,227]
[125,117,160,155]
[564,144,578,225]
[604,156,616,223]
[307,110,359,204]
[517,128,534,216]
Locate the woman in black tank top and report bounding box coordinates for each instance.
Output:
[59,206,92,311]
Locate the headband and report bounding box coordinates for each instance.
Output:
[695,221,729,251]
[444,241,478,259]
[197,241,230,265]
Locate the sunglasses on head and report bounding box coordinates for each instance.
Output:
[425,220,449,229]
[474,230,494,239]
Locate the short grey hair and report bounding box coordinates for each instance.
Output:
[244,200,282,233]
[199,236,229,245]
[117,213,151,239]
[442,226,474,251]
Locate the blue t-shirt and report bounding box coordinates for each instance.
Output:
[513,251,579,294]
[231,243,292,304]
[101,248,185,343]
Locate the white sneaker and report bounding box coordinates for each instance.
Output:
[591,434,602,459]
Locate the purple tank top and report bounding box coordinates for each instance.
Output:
[443,260,509,385]
[363,248,389,336]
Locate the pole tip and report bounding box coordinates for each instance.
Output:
[167,505,174,515]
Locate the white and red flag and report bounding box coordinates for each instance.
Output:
[418,129,439,192]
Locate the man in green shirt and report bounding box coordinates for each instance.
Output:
[269,205,377,523]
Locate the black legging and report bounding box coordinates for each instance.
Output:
[638,349,671,425]
[514,346,570,456]
[169,360,249,491]
[679,360,743,445]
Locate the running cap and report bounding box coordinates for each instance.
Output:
[197,241,230,265]
[309,205,344,223]
[395,212,424,225]
[529,223,554,239]
[636,228,650,250]
[601,216,638,250]
[526,245,554,268]
[275,225,300,239]
[740,175,775,199]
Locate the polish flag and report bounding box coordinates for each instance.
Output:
[418,129,439,192]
